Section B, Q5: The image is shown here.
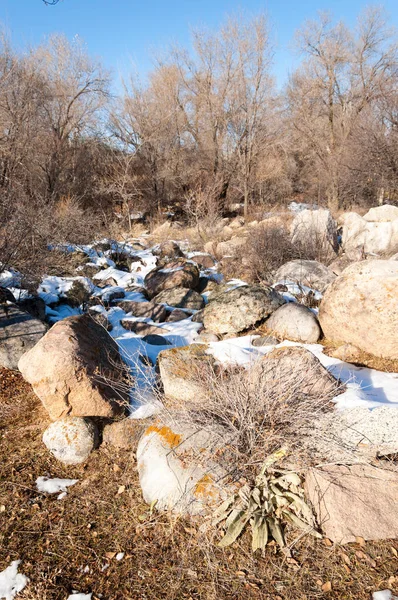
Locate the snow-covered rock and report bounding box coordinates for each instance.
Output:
[273,260,336,293]
[117,300,167,322]
[319,260,398,360]
[0,303,47,371]
[18,314,128,420]
[266,303,321,343]
[43,417,98,465]
[201,285,284,335]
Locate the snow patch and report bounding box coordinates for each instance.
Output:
[0,561,28,600]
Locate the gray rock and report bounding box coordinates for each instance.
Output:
[266,303,321,343]
[117,300,167,322]
[251,335,279,347]
[274,260,336,293]
[43,417,98,465]
[0,303,47,370]
[153,287,204,310]
[120,321,167,336]
[142,334,172,346]
[17,296,46,321]
[144,261,200,298]
[202,285,285,335]
[166,309,190,322]
[102,418,143,450]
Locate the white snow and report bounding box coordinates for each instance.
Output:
[115,552,125,561]
[66,594,92,600]
[36,476,78,498]
[0,561,28,600]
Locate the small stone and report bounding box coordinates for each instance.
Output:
[43,417,98,465]
[142,334,172,346]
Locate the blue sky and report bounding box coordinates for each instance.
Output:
[1,0,398,90]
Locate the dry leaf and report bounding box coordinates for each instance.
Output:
[113,464,121,473]
[0,505,5,513]
[323,538,333,547]
[343,565,350,575]
[105,552,116,559]
[391,547,398,557]
[117,485,125,495]
[341,552,351,565]
[322,581,332,592]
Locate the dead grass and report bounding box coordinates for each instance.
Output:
[1,368,398,599]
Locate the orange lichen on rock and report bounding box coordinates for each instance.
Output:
[194,474,218,500]
[145,424,182,448]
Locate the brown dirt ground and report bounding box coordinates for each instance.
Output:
[1,368,398,600]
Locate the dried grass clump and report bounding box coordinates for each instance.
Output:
[166,352,342,478]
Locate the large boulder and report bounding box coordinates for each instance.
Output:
[144,260,200,298]
[319,260,398,359]
[266,303,321,343]
[291,209,337,258]
[341,211,398,257]
[137,419,234,515]
[274,260,336,293]
[201,285,285,335]
[305,464,398,544]
[43,417,98,465]
[158,345,216,408]
[189,254,216,269]
[153,287,205,310]
[156,240,184,262]
[363,204,398,222]
[18,314,129,420]
[102,418,143,450]
[0,303,47,370]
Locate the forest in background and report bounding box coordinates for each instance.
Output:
[1,6,398,272]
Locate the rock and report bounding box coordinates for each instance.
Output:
[313,405,398,462]
[17,296,46,321]
[341,212,398,257]
[363,205,398,222]
[43,417,98,465]
[274,260,336,293]
[328,255,356,276]
[0,286,16,303]
[120,320,168,336]
[124,284,149,298]
[87,310,113,332]
[158,345,215,407]
[190,254,216,269]
[319,260,398,359]
[216,236,247,257]
[153,287,204,310]
[305,464,398,544]
[0,304,47,370]
[166,309,190,322]
[328,343,363,362]
[194,331,220,343]
[262,346,341,400]
[291,208,337,258]
[152,221,172,236]
[117,300,167,322]
[204,241,217,255]
[101,287,125,305]
[144,261,200,298]
[251,335,279,347]
[157,240,184,262]
[18,314,128,420]
[137,419,234,515]
[201,285,285,335]
[102,418,143,450]
[142,334,172,346]
[265,303,321,343]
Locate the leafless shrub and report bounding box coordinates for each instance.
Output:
[242,226,300,283]
[162,354,342,479]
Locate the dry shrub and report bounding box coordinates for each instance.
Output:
[243,223,336,284]
[165,352,342,478]
[242,225,300,283]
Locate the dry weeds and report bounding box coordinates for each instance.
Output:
[1,368,398,599]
